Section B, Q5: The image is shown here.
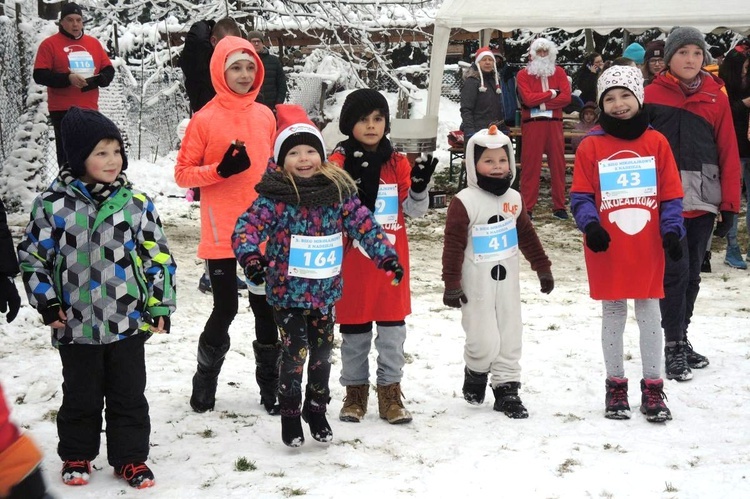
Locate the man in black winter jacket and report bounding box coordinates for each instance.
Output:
[180,18,242,114]
[248,30,288,111]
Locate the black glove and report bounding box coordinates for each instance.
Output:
[443,288,468,308]
[584,222,610,253]
[217,143,251,178]
[0,276,21,323]
[410,154,438,193]
[713,211,734,238]
[243,257,267,286]
[382,258,404,285]
[40,303,63,325]
[662,232,683,262]
[538,272,554,294]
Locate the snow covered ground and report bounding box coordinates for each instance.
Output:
[2,153,750,498]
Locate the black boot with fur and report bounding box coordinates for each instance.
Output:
[279,394,304,447]
[492,381,529,419]
[302,387,333,443]
[462,366,488,405]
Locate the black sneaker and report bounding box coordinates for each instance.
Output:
[604,377,631,420]
[114,462,155,489]
[552,209,569,220]
[664,341,693,381]
[640,378,672,423]
[61,460,91,486]
[684,339,709,369]
[492,382,529,419]
[462,367,488,405]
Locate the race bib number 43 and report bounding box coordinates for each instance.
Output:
[288,233,343,279]
[599,156,657,200]
[472,218,518,263]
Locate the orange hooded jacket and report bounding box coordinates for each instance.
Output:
[174,36,276,260]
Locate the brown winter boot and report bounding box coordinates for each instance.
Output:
[339,384,369,423]
[376,383,412,424]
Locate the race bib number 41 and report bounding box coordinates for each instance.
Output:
[288,233,343,279]
[472,218,518,263]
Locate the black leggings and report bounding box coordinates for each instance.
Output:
[200,258,277,347]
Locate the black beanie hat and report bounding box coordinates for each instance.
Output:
[61,107,128,177]
[60,2,83,19]
[338,89,390,137]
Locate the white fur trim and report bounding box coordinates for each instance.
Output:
[273,124,326,163]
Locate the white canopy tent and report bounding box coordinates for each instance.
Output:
[391,0,750,151]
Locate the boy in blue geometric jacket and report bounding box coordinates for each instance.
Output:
[17,107,176,489]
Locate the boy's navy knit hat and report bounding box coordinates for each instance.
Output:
[60,2,83,19]
[61,107,128,177]
[338,89,390,137]
[664,27,708,66]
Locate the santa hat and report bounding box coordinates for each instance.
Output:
[61,107,128,177]
[596,65,645,109]
[273,104,326,166]
[473,46,502,94]
[224,49,253,71]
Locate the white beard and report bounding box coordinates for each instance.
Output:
[527,55,557,78]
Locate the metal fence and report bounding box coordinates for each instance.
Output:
[0,11,466,208]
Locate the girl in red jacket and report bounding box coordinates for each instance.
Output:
[329,89,436,425]
[571,65,685,423]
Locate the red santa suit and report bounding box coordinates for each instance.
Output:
[516,38,571,213]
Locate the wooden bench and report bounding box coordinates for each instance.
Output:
[451,128,587,189]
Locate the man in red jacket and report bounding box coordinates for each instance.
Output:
[33,2,114,167]
[516,38,572,220]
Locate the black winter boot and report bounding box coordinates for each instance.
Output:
[279,394,304,447]
[604,376,630,420]
[492,382,529,419]
[302,387,333,443]
[190,340,230,413]
[664,341,692,382]
[253,340,281,415]
[462,366,488,405]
